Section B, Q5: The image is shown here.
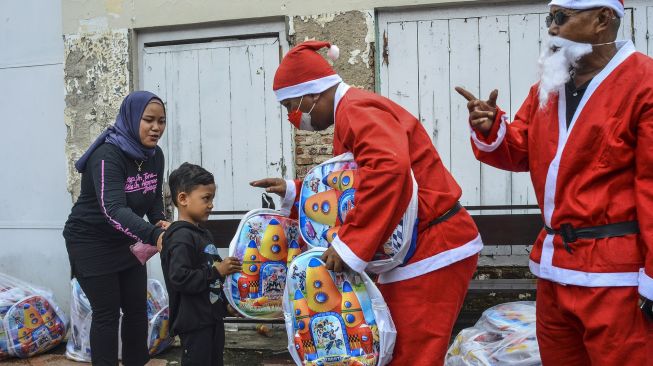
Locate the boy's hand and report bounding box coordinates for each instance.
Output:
[227,304,242,318]
[214,257,242,277]
[249,178,287,197]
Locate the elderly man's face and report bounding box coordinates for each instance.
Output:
[547,6,605,43]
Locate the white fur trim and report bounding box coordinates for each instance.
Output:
[330,235,368,273]
[333,82,350,122]
[274,74,342,102]
[548,0,624,17]
[639,269,653,299]
[280,179,296,217]
[377,234,483,284]
[470,115,508,153]
[543,40,635,228]
[327,45,340,61]
[529,258,639,287]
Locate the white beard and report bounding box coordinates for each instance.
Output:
[537,36,593,108]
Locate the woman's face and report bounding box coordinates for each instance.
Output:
[139,101,166,148]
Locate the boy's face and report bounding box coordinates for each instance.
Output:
[177,184,216,224]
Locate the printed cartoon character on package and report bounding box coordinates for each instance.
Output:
[225,209,304,319]
[299,153,419,274]
[0,273,67,360]
[283,248,396,366]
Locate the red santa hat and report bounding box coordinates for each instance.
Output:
[548,0,624,18]
[273,40,342,102]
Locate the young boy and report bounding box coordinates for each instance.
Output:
[161,162,242,366]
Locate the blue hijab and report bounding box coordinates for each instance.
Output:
[75,91,165,173]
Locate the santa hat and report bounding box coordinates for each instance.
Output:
[273,40,342,102]
[549,0,624,18]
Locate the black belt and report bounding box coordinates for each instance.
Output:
[427,202,463,228]
[544,221,639,254]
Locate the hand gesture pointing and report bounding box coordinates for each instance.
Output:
[455,87,498,137]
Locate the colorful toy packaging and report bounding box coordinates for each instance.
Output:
[299,153,419,273]
[65,278,174,362]
[445,301,540,366]
[283,248,396,366]
[225,209,303,319]
[0,272,68,360]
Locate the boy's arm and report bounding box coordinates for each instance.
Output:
[167,235,220,294]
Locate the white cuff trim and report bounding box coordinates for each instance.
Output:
[280,179,296,217]
[470,115,507,152]
[274,74,342,102]
[331,235,368,273]
[638,269,653,299]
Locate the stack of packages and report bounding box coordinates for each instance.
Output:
[65,278,174,362]
[446,301,540,366]
[0,272,68,361]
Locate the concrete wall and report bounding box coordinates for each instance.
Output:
[291,11,376,178]
[0,0,72,311]
[64,30,131,199]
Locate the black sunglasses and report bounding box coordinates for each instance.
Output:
[545,9,593,27]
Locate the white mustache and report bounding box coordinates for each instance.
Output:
[537,36,593,108]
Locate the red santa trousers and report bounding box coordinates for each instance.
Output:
[536,279,653,366]
[377,254,478,366]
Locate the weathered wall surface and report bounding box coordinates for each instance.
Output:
[290,11,375,178]
[63,30,131,199]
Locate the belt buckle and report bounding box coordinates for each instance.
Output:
[560,223,577,254]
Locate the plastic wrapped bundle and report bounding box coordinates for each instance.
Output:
[0,273,68,360]
[225,209,304,320]
[299,153,419,273]
[65,278,174,362]
[445,301,540,366]
[283,248,396,366]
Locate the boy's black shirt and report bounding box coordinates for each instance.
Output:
[161,220,228,336]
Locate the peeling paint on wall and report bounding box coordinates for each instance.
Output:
[63,29,131,200]
[290,10,375,178]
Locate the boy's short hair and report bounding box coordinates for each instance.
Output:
[168,162,215,206]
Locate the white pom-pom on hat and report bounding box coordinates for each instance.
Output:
[327,45,340,62]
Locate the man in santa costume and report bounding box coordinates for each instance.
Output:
[251,40,483,365]
[456,0,653,364]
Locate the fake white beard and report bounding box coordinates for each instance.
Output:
[537,36,593,108]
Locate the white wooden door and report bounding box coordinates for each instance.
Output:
[142,37,292,212]
[648,7,653,56]
[379,4,634,211]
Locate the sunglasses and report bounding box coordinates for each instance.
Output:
[545,9,594,27]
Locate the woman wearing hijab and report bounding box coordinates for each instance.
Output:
[63,91,169,366]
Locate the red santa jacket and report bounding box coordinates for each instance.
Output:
[470,41,653,298]
[283,83,482,283]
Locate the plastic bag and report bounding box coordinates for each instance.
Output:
[0,272,68,360]
[445,301,540,366]
[283,248,396,366]
[299,153,419,273]
[224,209,303,320]
[65,278,174,362]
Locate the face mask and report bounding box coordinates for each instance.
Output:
[287,95,317,131]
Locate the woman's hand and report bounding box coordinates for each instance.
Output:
[214,257,242,277]
[156,220,171,230]
[156,232,164,252]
